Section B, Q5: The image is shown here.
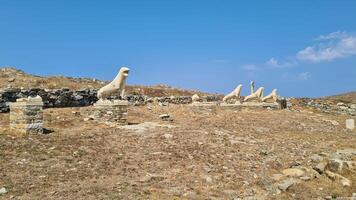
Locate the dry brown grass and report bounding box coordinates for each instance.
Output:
[0,67,212,97]
[0,105,355,199]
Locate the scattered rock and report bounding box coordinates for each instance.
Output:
[7,77,15,82]
[336,149,356,157]
[337,102,345,106]
[314,161,328,174]
[0,187,7,195]
[72,111,80,116]
[323,119,339,126]
[119,122,175,134]
[271,174,284,181]
[326,159,344,173]
[159,114,170,119]
[295,98,356,116]
[158,102,169,107]
[163,133,173,139]
[289,160,301,167]
[282,168,305,178]
[277,178,301,191]
[84,117,94,121]
[325,170,351,187]
[310,154,324,163]
[139,173,164,182]
[159,114,173,121]
[205,175,213,183]
[300,176,311,181]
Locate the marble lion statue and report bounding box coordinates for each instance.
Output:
[262,89,278,102]
[97,67,130,100]
[244,87,264,102]
[223,84,243,103]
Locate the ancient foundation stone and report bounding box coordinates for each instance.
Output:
[190,102,218,107]
[92,100,128,125]
[220,101,284,109]
[9,97,44,134]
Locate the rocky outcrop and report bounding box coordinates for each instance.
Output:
[0,88,221,113]
[290,98,356,116]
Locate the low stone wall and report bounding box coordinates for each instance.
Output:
[0,88,98,112]
[0,88,222,113]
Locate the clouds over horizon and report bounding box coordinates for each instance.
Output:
[297,72,311,80]
[266,57,296,68]
[265,31,356,68]
[296,31,356,62]
[237,31,356,81]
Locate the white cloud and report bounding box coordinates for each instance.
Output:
[296,31,356,62]
[266,57,296,68]
[297,72,311,80]
[240,64,258,71]
[315,31,347,41]
[266,58,278,67]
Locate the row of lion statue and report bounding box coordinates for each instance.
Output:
[97,67,279,104]
[222,81,278,104]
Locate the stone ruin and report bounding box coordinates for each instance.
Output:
[0,88,221,113]
[9,96,44,134]
[4,69,291,135]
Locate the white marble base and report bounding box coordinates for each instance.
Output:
[220,101,281,109]
[189,102,218,107]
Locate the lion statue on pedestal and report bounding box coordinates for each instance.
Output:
[97,67,130,100]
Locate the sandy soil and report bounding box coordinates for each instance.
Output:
[0,105,355,200]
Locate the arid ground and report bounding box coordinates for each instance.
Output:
[1,104,355,200]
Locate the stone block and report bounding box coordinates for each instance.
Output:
[346,119,354,130]
[9,97,44,134]
[92,100,129,125]
[220,101,282,109]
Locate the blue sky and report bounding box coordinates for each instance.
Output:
[1,0,355,97]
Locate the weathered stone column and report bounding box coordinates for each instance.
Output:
[92,100,128,125]
[250,81,255,95]
[9,96,44,134]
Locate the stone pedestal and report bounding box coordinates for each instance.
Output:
[190,102,218,107]
[93,100,129,125]
[346,119,354,130]
[9,97,44,134]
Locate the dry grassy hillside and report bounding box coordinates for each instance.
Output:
[0,105,355,199]
[325,92,356,103]
[0,67,212,97]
